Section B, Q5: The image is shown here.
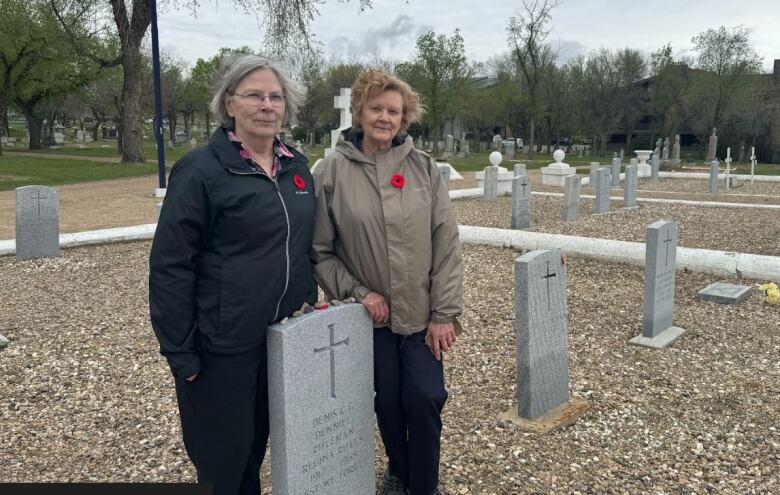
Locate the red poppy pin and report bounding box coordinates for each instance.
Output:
[293,174,306,190]
[390,174,405,189]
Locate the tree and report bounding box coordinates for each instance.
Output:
[576,49,622,155]
[688,25,762,142]
[398,29,473,153]
[506,0,559,158]
[648,43,689,139]
[51,0,373,163]
[614,48,646,152]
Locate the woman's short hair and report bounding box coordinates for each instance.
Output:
[210,54,303,129]
[351,69,424,134]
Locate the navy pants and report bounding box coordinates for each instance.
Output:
[374,327,448,495]
[174,344,269,495]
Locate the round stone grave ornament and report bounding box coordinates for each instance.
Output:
[489,151,503,166]
[553,149,565,163]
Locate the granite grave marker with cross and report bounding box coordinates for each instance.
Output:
[630,220,686,349]
[483,165,499,202]
[623,163,638,209]
[709,160,719,194]
[611,157,621,186]
[511,174,531,229]
[500,249,588,432]
[594,168,611,214]
[15,185,59,259]
[267,304,375,494]
[562,174,581,221]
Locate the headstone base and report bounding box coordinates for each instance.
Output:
[499,397,589,434]
[637,164,651,177]
[629,326,686,349]
[540,166,574,187]
[698,283,752,304]
[621,206,639,210]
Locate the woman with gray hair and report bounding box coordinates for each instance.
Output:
[149,54,316,495]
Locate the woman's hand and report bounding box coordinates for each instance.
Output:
[425,321,456,361]
[361,292,389,324]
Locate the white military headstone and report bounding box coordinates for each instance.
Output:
[511,174,531,230]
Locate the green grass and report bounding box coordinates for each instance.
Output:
[9,140,191,163]
[0,155,157,191]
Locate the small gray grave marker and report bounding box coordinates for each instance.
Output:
[514,163,527,177]
[698,282,752,304]
[593,168,611,214]
[267,304,375,495]
[611,157,621,186]
[651,154,660,181]
[562,175,581,221]
[630,220,685,349]
[709,160,719,194]
[623,164,638,209]
[502,249,587,431]
[511,174,531,229]
[15,185,59,259]
[439,166,451,187]
[484,166,499,202]
[589,162,599,187]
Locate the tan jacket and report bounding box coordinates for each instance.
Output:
[311,132,463,335]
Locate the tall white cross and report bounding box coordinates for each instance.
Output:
[724,146,732,191]
[750,146,756,185]
[334,88,352,130]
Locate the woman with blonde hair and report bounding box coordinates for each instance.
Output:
[312,68,463,495]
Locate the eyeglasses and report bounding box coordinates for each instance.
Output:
[231,92,286,107]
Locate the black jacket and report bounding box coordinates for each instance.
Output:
[149,128,316,379]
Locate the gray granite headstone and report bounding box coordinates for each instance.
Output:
[514,163,527,177]
[15,185,59,259]
[267,304,375,495]
[630,220,685,349]
[611,157,621,186]
[515,249,569,420]
[709,160,719,194]
[623,164,638,208]
[698,282,752,304]
[594,168,610,214]
[651,154,660,181]
[439,166,451,187]
[511,174,531,230]
[562,175,581,221]
[589,162,599,188]
[484,166,499,202]
[504,141,515,160]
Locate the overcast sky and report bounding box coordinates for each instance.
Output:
[158,0,780,72]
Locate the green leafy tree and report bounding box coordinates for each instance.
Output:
[648,43,689,139]
[398,29,472,153]
[687,25,762,144]
[614,48,647,152]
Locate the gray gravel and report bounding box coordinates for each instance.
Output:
[452,196,780,256]
[1,241,779,493]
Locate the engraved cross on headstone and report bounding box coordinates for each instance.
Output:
[314,323,349,398]
[541,260,557,310]
[663,229,673,267]
[519,176,529,197]
[33,190,46,216]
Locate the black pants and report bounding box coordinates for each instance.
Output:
[374,327,448,495]
[174,345,269,495]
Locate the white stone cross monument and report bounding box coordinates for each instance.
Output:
[324,88,352,158]
[724,147,732,191]
[750,147,756,185]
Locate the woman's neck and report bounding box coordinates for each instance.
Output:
[235,130,275,172]
[362,135,392,157]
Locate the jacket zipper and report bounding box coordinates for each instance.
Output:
[227,167,292,322]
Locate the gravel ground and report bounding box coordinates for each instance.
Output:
[1,241,778,493]
[452,196,780,256]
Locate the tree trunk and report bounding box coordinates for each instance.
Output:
[27,116,43,150]
[528,118,536,159]
[204,109,211,140]
[626,131,633,155]
[119,45,145,162]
